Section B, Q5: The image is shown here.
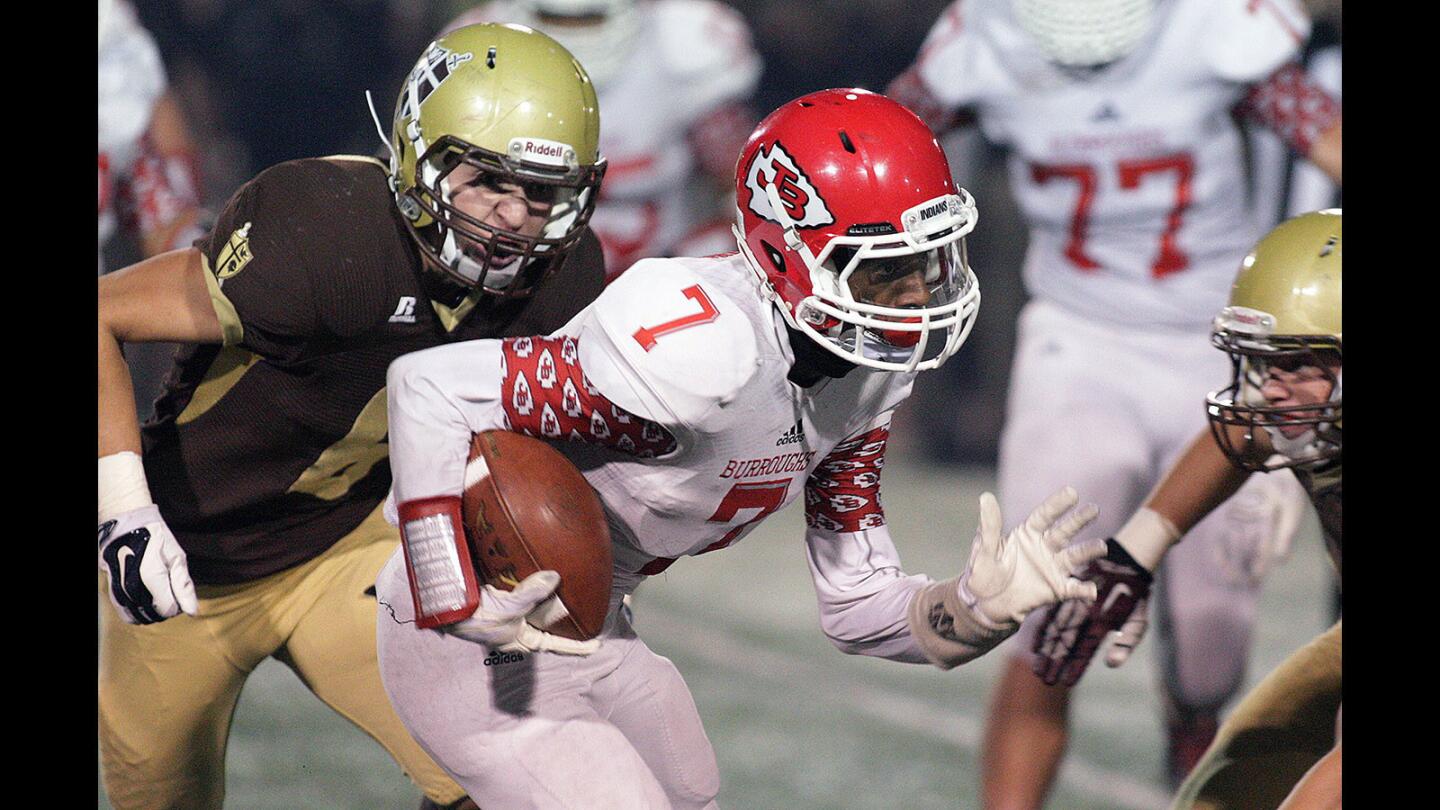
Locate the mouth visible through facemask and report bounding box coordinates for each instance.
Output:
[441,228,523,287]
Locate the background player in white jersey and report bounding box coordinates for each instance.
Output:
[98,0,205,275]
[99,0,208,419]
[375,89,1109,809]
[443,0,762,278]
[886,0,1341,803]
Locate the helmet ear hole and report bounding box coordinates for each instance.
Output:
[761,240,787,274]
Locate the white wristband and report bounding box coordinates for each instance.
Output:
[1114,507,1181,573]
[906,577,1017,670]
[99,451,155,523]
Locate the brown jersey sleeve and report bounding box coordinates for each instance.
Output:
[195,157,410,364]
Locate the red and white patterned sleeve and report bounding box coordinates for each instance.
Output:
[499,335,677,458]
[118,134,202,249]
[1236,62,1341,157]
[386,335,674,507]
[803,416,933,664]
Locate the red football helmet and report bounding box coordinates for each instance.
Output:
[733,88,980,372]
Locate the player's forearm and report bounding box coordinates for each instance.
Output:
[1115,427,1252,571]
[386,340,509,504]
[805,523,944,665]
[1144,428,1253,536]
[98,321,143,458]
[1307,120,1341,185]
[98,248,224,457]
[885,67,968,136]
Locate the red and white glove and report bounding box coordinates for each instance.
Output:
[1031,508,1177,686]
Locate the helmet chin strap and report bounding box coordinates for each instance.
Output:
[365,90,397,163]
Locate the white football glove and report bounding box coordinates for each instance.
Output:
[98,504,199,625]
[958,487,1106,628]
[444,570,600,656]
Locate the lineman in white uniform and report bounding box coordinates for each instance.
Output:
[444,0,762,278]
[376,89,1109,809]
[887,0,1342,802]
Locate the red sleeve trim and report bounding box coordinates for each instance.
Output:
[501,336,677,458]
[1238,62,1341,156]
[121,137,201,237]
[804,426,888,533]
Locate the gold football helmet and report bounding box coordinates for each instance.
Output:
[389,23,605,297]
[1206,209,1342,470]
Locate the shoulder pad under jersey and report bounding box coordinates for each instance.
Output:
[914,0,1012,109]
[572,257,761,431]
[1197,0,1308,83]
[652,0,761,110]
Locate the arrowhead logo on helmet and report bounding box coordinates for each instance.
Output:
[743,142,835,229]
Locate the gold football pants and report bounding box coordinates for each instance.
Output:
[98,503,466,810]
[1171,620,1341,810]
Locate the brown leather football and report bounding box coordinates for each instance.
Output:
[461,430,613,641]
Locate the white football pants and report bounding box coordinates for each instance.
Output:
[375,550,721,809]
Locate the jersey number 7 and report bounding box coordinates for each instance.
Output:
[637,479,791,575]
[632,285,720,351]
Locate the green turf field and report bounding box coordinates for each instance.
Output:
[99,460,1333,809]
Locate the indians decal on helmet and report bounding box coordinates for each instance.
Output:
[743,142,835,229]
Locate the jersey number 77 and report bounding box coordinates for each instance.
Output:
[1030,151,1195,278]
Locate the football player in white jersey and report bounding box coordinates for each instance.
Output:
[886,0,1341,804]
[376,89,1109,809]
[98,0,204,275]
[443,0,762,278]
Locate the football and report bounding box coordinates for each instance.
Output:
[462,430,613,640]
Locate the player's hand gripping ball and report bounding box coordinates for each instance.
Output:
[463,430,613,641]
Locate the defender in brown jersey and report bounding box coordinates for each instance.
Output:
[1029,210,1343,810]
[97,24,606,810]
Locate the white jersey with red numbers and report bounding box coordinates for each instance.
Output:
[97,0,166,261]
[904,0,1310,330]
[387,252,937,660]
[445,1,762,274]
